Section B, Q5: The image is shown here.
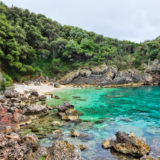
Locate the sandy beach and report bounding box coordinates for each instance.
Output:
[13,83,68,95]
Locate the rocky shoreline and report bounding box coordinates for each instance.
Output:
[60,60,160,87]
[0,81,160,160]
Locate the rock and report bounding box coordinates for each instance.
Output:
[39,95,46,101]
[55,95,60,99]
[30,90,39,97]
[58,112,69,120]
[56,102,74,112]
[10,98,21,103]
[6,132,21,141]
[0,95,5,103]
[0,132,39,160]
[68,115,79,122]
[65,108,78,115]
[71,130,80,137]
[51,121,62,126]
[112,131,150,157]
[48,141,81,160]
[54,83,60,88]
[60,71,80,84]
[102,140,112,149]
[91,64,108,75]
[22,134,39,149]
[4,88,19,98]
[24,104,48,114]
[52,129,62,135]
[78,144,86,151]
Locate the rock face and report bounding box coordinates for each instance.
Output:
[48,141,81,160]
[145,60,160,85]
[102,131,150,158]
[60,64,145,86]
[60,62,160,86]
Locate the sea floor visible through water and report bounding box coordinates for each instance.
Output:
[23,86,160,160]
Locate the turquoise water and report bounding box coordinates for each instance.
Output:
[46,86,160,159]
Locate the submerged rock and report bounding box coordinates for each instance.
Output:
[71,130,80,137]
[39,95,46,101]
[102,140,112,149]
[48,140,81,160]
[54,83,60,88]
[78,144,86,151]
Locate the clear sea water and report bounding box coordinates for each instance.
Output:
[45,86,160,160]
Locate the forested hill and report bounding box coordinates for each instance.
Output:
[0,2,160,86]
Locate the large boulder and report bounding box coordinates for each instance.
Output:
[4,88,19,98]
[22,134,39,150]
[48,141,81,160]
[24,104,48,114]
[112,132,150,157]
[56,102,74,112]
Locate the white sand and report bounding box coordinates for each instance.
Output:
[13,83,67,95]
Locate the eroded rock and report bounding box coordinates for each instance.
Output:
[24,104,48,115]
[48,141,81,160]
[103,131,150,158]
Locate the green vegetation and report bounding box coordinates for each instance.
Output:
[38,154,47,160]
[0,2,159,86]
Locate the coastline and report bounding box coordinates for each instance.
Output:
[0,82,160,160]
[12,82,159,96]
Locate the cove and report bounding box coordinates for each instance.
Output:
[44,86,160,159]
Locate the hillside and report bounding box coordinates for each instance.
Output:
[0,2,160,88]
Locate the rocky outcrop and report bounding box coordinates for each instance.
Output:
[56,102,80,122]
[113,132,150,157]
[145,60,160,85]
[102,131,150,158]
[0,132,39,160]
[60,64,146,86]
[4,87,19,98]
[0,87,49,132]
[60,62,160,86]
[23,104,48,115]
[48,140,81,160]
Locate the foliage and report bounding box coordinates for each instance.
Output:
[0,1,159,81]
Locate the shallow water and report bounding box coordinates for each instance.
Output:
[45,86,160,159]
